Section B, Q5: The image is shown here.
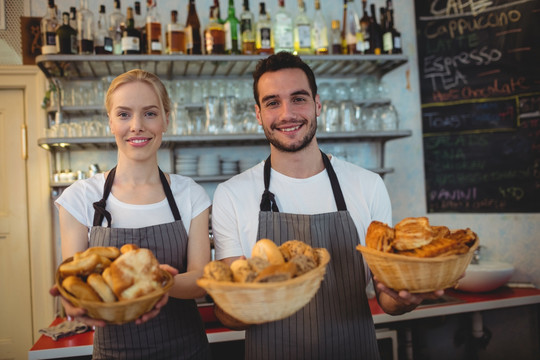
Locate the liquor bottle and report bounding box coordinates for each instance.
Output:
[383,0,401,54]
[135,1,147,54]
[240,0,255,54]
[204,6,225,54]
[214,0,224,24]
[56,12,77,54]
[41,0,59,55]
[359,0,370,54]
[69,7,77,30]
[255,2,273,55]
[166,10,186,54]
[95,5,113,54]
[146,0,162,54]
[293,0,312,55]
[342,0,359,54]
[330,20,342,55]
[109,0,125,55]
[273,0,293,53]
[224,0,241,54]
[311,0,328,55]
[185,0,202,54]
[77,0,94,55]
[368,3,382,54]
[122,6,141,54]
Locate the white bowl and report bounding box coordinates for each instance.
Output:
[456,261,514,293]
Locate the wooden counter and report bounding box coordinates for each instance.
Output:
[29,287,540,360]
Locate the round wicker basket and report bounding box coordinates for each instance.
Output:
[56,257,174,324]
[196,249,331,324]
[357,238,479,293]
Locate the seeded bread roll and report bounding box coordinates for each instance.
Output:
[251,239,285,265]
[203,260,233,282]
[247,256,270,273]
[289,254,317,276]
[279,240,318,264]
[230,259,257,283]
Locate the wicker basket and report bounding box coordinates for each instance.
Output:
[196,249,331,324]
[356,238,479,293]
[56,257,174,324]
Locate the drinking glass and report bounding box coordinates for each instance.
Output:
[204,96,222,134]
[379,104,399,130]
[340,100,358,132]
[321,100,340,132]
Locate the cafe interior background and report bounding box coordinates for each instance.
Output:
[0,0,539,358]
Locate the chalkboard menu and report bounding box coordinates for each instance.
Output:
[415,0,540,212]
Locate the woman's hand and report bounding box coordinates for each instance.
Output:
[134,264,179,325]
[374,277,444,315]
[49,285,107,328]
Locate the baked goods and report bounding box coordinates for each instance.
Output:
[58,245,168,303]
[251,238,285,265]
[365,217,478,258]
[120,244,139,254]
[202,239,329,284]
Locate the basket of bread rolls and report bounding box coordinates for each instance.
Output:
[356,217,479,293]
[197,239,330,324]
[55,244,174,324]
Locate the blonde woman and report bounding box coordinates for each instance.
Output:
[51,69,211,359]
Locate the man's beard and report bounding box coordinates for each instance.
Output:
[263,117,317,153]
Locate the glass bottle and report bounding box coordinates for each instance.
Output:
[56,12,77,54]
[240,0,255,54]
[41,0,59,55]
[69,7,77,30]
[146,0,162,54]
[95,5,113,54]
[135,1,147,54]
[383,0,401,54]
[293,0,312,55]
[224,0,241,54]
[359,0,370,54]
[311,0,328,55]
[204,6,225,54]
[330,20,342,55]
[109,0,125,55]
[122,6,141,54]
[255,2,273,55]
[186,0,202,54]
[273,0,293,53]
[166,10,186,54]
[368,3,382,54]
[214,0,224,24]
[77,0,94,55]
[342,0,359,54]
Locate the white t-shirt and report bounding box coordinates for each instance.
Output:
[211,155,392,260]
[55,173,211,234]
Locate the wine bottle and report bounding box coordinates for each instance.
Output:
[185,0,202,54]
[342,0,359,54]
[166,10,186,54]
[311,0,328,55]
[56,12,77,54]
[359,0,370,54]
[204,6,226,54]
[109,0,125,55]
[77,0,94,55]
[69,6,77,30]
[214,0,224,24]
[41,0,59,55]
[146,0,162,54]
[255,2,273,55]
[224,0,241,54]
[293,0,312,55]
[94,5,113,54]
[135,1,147,54]
[240,0,255,54]
[273,0,293,53]
[330,20,342,55]
[368,3,382,54]
[383,0,401,54]
[122,6,141,54]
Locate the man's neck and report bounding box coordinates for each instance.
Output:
[269,141,326,179]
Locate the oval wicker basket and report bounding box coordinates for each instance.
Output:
[356,238,479,293]
[196,249,331,324]
[56,257,174,324]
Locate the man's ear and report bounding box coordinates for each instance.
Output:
[255,104,262,125]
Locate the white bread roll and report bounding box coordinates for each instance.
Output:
[251,239,285,266]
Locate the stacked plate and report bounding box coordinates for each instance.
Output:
[198,154,221,176]
[176,154,198,176]
[221,158,239,175]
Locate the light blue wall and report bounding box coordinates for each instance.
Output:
[30,0,540,286]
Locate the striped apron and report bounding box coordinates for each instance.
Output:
[89,166,211,360]
[247,152,380,360]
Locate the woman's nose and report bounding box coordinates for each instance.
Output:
[130,114,144,132]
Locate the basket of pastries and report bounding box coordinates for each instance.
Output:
[55,244,174,324]
[356,217,479,293]
[197,239,330,324]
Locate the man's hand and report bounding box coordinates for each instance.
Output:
[374,277,444,315]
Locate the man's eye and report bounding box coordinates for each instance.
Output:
[293,97,307,103]
[265,101,278,107]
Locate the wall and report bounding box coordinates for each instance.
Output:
[23,0,540,290]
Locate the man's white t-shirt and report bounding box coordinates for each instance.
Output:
[55,173,211,234]
[212,155,392,260]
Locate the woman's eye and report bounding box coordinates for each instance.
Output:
[145,111,157,117]
[117,112,130,118]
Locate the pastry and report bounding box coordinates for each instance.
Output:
[87,273,117,303]
[365,221,394,252]
[62,275,102,302]
[393,217,434,251]
[59,253,101,277]
[109,248,161,298]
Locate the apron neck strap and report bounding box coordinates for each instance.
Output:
[321,150,347,211]
[260,155,280,212]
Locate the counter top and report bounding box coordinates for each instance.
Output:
[29,287,540,360]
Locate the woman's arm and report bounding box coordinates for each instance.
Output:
[168,207,211,299]
[58,205,89,259]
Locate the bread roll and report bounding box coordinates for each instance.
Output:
[76,246,121,260]
[203,261,233,282]
[254,262,297,283]
[247,256,270,273]
[251,239,285,265]
[59,253,101,277]
[230,259,257,283]
[102,267,115,290]
[120,279,161,300]
[120,244,139,254]
[109,249,161,297]
[62,275,102,302]
[289,254,317,276]
[87,273,117,303]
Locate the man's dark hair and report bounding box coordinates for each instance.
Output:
[252,51,318,107]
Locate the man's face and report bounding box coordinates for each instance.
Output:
[255,68,321,153]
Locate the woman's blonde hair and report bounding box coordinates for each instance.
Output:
[105,69,171,125]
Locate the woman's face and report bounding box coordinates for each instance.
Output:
[108,81,168,163]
